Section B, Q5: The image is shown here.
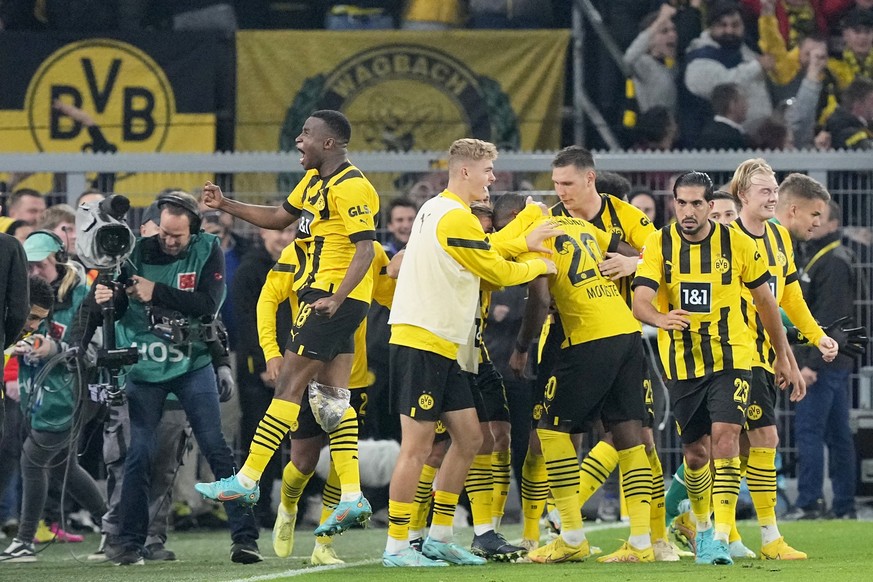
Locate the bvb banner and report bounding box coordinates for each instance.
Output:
[0,32,233,202]
[235,30,569,192]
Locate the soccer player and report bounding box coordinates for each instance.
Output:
[197,110,379,535]
[382,138,557,567]
[509,146,673,559]
[728,159,837,559]
[508,195,655,564]
[259,237,395,564]
[632,171,805,566]
[709,190,738,224]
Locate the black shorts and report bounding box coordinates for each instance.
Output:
[669,369,751,445]
[643,360,655,429]
[285,289,368,362]
[531,316,564,429]
[290,387,367,439]
[745,367,778,430]
[389,344,475,421]
[471,361,511,423]
[538,332,647,434]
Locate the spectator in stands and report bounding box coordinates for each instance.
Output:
[743,0,828,49]
[467,0,553,28]
[631,105,678,150]
[782,35,837,148]
[401,0,462,29]
[683,0,774,137]
[324,1,400,29]
[824,75,873,148]
[829,8,873,89]
[38,204,77,259]
[201,208,250,349]
[383,197,416,257]
[624,4,680,115]
[752,114,795,147]
[822,0,873,35]
[4,189,45,226]
[696,82,754,149]
[628,188,664,227]
[595,171,633,200]
[0,219,33,243]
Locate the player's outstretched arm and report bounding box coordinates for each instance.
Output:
[750,283,806,400]
[202,181,298,230]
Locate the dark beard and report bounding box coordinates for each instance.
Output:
[715,35,743,50]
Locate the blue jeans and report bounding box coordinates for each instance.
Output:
[117,365,258,550]
[793,367,857,515]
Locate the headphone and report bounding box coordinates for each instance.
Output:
[27,229,69,264]
[156,192,202,235]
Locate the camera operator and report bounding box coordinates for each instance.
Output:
[0,234,107,563]
[91,192,260,565]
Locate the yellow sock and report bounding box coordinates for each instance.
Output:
[328,406,360,495]
[537,428,583,534]
[280,461,313,513]
[431,490,459,527]
[465,454,493,529]
[647,447,667,541]
[619,444,653,540]
[387,500,413,542]
[712,457,741,539]
[521,450,549,541]
[410,464,437,532]
[578,441,619,508]
[747,447,777,527]
[684,461,713,526]
[241,398,298,481]
[317,462,341,544]
[491,450,511,523]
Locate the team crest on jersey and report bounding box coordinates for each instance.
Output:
[50,321,67,341]
[532,403,544,420]
[178,272,196,290]
[714,256,731,274]
[611,226,624,238]
[775,251,787,266]
[747,404,763,421]
[418,394,435,410]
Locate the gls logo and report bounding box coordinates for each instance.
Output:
[25,40,174,153]
[348,204,371,217]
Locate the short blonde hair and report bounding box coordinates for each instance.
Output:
[729,158,774,208]
[448,138,498,171]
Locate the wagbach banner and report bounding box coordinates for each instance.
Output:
[0,32,233,200]
[235,30,569,192]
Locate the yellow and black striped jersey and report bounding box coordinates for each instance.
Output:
[283,162,380,303]
[551,193,655,305]
[523,215,639,346]
[634,221,770,380]
[731,219,825,373]
[257,240,394,389]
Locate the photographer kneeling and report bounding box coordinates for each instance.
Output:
[91,192,260,566]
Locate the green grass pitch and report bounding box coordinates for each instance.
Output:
[1,519,868,581]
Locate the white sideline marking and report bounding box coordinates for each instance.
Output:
[223,522,629,582]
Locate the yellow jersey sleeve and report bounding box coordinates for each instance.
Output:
[257,245,299,362]
[632,229,664,291]
[737,234,771,290]
[437,209,549,288]
[332,178,378,243]
[284,169,318,213]
[370,241,396,308]
[619,202,656,251]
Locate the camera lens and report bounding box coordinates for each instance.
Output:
[96,225,133,256]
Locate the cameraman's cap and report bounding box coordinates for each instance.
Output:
[843,8,873,31]
[142,201,161,226]
[24,231,63,262]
